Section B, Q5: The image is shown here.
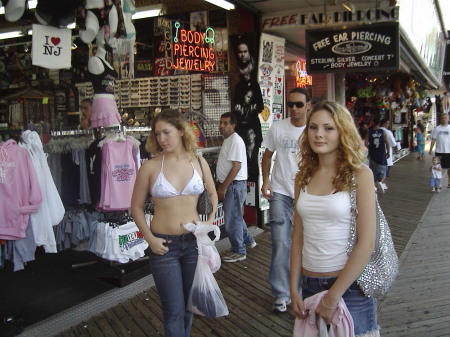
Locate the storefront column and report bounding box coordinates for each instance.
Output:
[334,73,346,105]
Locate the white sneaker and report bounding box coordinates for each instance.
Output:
[432,188,436,192]
[381,182,388,190]
[272,298,291,313]
[246,241,257,249]
[222,252,246,263]
[376,182,385,194]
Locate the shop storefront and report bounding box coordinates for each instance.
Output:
[261,1,447,152]
[0,2,269,334]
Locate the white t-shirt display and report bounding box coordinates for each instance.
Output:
[431,125,450,153]
[261,118,306,199]
[216,132,248,183]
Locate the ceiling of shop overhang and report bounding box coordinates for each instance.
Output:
[134,0,218,14]
[234,0,393,60]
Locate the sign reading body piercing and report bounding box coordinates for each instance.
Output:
[31,24,72,70]
[167,21,216,72]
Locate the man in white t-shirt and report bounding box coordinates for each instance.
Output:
[380,119,397,183]
[261,87,310,313]
[429,112,450,187]
[217,113,255,263]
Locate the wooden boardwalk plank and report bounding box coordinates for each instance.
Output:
[89,314,118,337]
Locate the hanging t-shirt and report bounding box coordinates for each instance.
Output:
[86,137,105,205]
[98,139,137,211]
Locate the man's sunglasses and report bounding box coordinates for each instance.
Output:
[287,101,305,108]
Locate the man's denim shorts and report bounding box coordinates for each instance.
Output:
[369,160,388,181]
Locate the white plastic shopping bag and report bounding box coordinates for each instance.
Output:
[187,255,229,317]
[183,221,221,273]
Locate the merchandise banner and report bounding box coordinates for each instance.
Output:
[257,33,285,210]
[32,24,72,69]
[306,22,399,73]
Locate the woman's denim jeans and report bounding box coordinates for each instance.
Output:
[300,274,379,335]
[149,232,198,337]
[269,192,294,301]
[223,180,254,255]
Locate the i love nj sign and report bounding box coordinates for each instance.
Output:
[32,24,71,70]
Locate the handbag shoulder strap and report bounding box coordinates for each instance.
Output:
[197,156,205,183]
[347,174,358,254]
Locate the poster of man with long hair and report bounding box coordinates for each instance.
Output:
[230,33,263,184]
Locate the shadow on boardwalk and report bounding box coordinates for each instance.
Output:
[23,151,447,337]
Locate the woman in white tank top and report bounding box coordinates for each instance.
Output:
[290,101,380,336]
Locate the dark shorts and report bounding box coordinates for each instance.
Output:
[435,152,450,169]
[369,160,388,181]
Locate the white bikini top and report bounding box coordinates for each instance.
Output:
[150,156,204,198]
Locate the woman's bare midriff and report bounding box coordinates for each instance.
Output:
[302,268,341,278]
[150,196,200,235]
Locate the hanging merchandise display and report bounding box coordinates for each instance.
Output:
[31,24,72,69]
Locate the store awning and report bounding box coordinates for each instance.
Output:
[399,28,442,90]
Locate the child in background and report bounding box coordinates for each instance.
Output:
[430,156,442,192]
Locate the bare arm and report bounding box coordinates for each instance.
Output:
[289,184,307,318]
[217,161,241,200]
[199,156,219,222]
[261,149,274,198]
[318,166,376,317]
[290,183,307,319]
[429,138,436,154]
[384,132,390,158]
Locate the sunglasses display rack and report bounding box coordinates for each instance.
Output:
[75,82,94,102]
[202,74,230,138]
[191,74,203,112]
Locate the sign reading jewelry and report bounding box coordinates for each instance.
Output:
[306,23,399,73]
[167,21,216,72]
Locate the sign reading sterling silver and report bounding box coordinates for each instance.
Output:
[306,22,399,73]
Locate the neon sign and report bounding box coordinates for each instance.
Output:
[295,59,313,88]
[168,21,216,72]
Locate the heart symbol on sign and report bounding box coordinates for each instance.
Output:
[51,37,61,46]
[277,89,281,95]
[277,77,282,83]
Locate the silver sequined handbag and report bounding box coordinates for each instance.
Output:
[347,179,399,298]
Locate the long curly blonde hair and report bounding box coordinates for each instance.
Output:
[295,101,366,191]
[146,109,197,159]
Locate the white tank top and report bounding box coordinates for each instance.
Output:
[297,187,351,272]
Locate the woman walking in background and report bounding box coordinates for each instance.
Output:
[290,101,379,336]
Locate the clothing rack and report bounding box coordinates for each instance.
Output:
[123,126,151,133]
[50,129,93,136]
